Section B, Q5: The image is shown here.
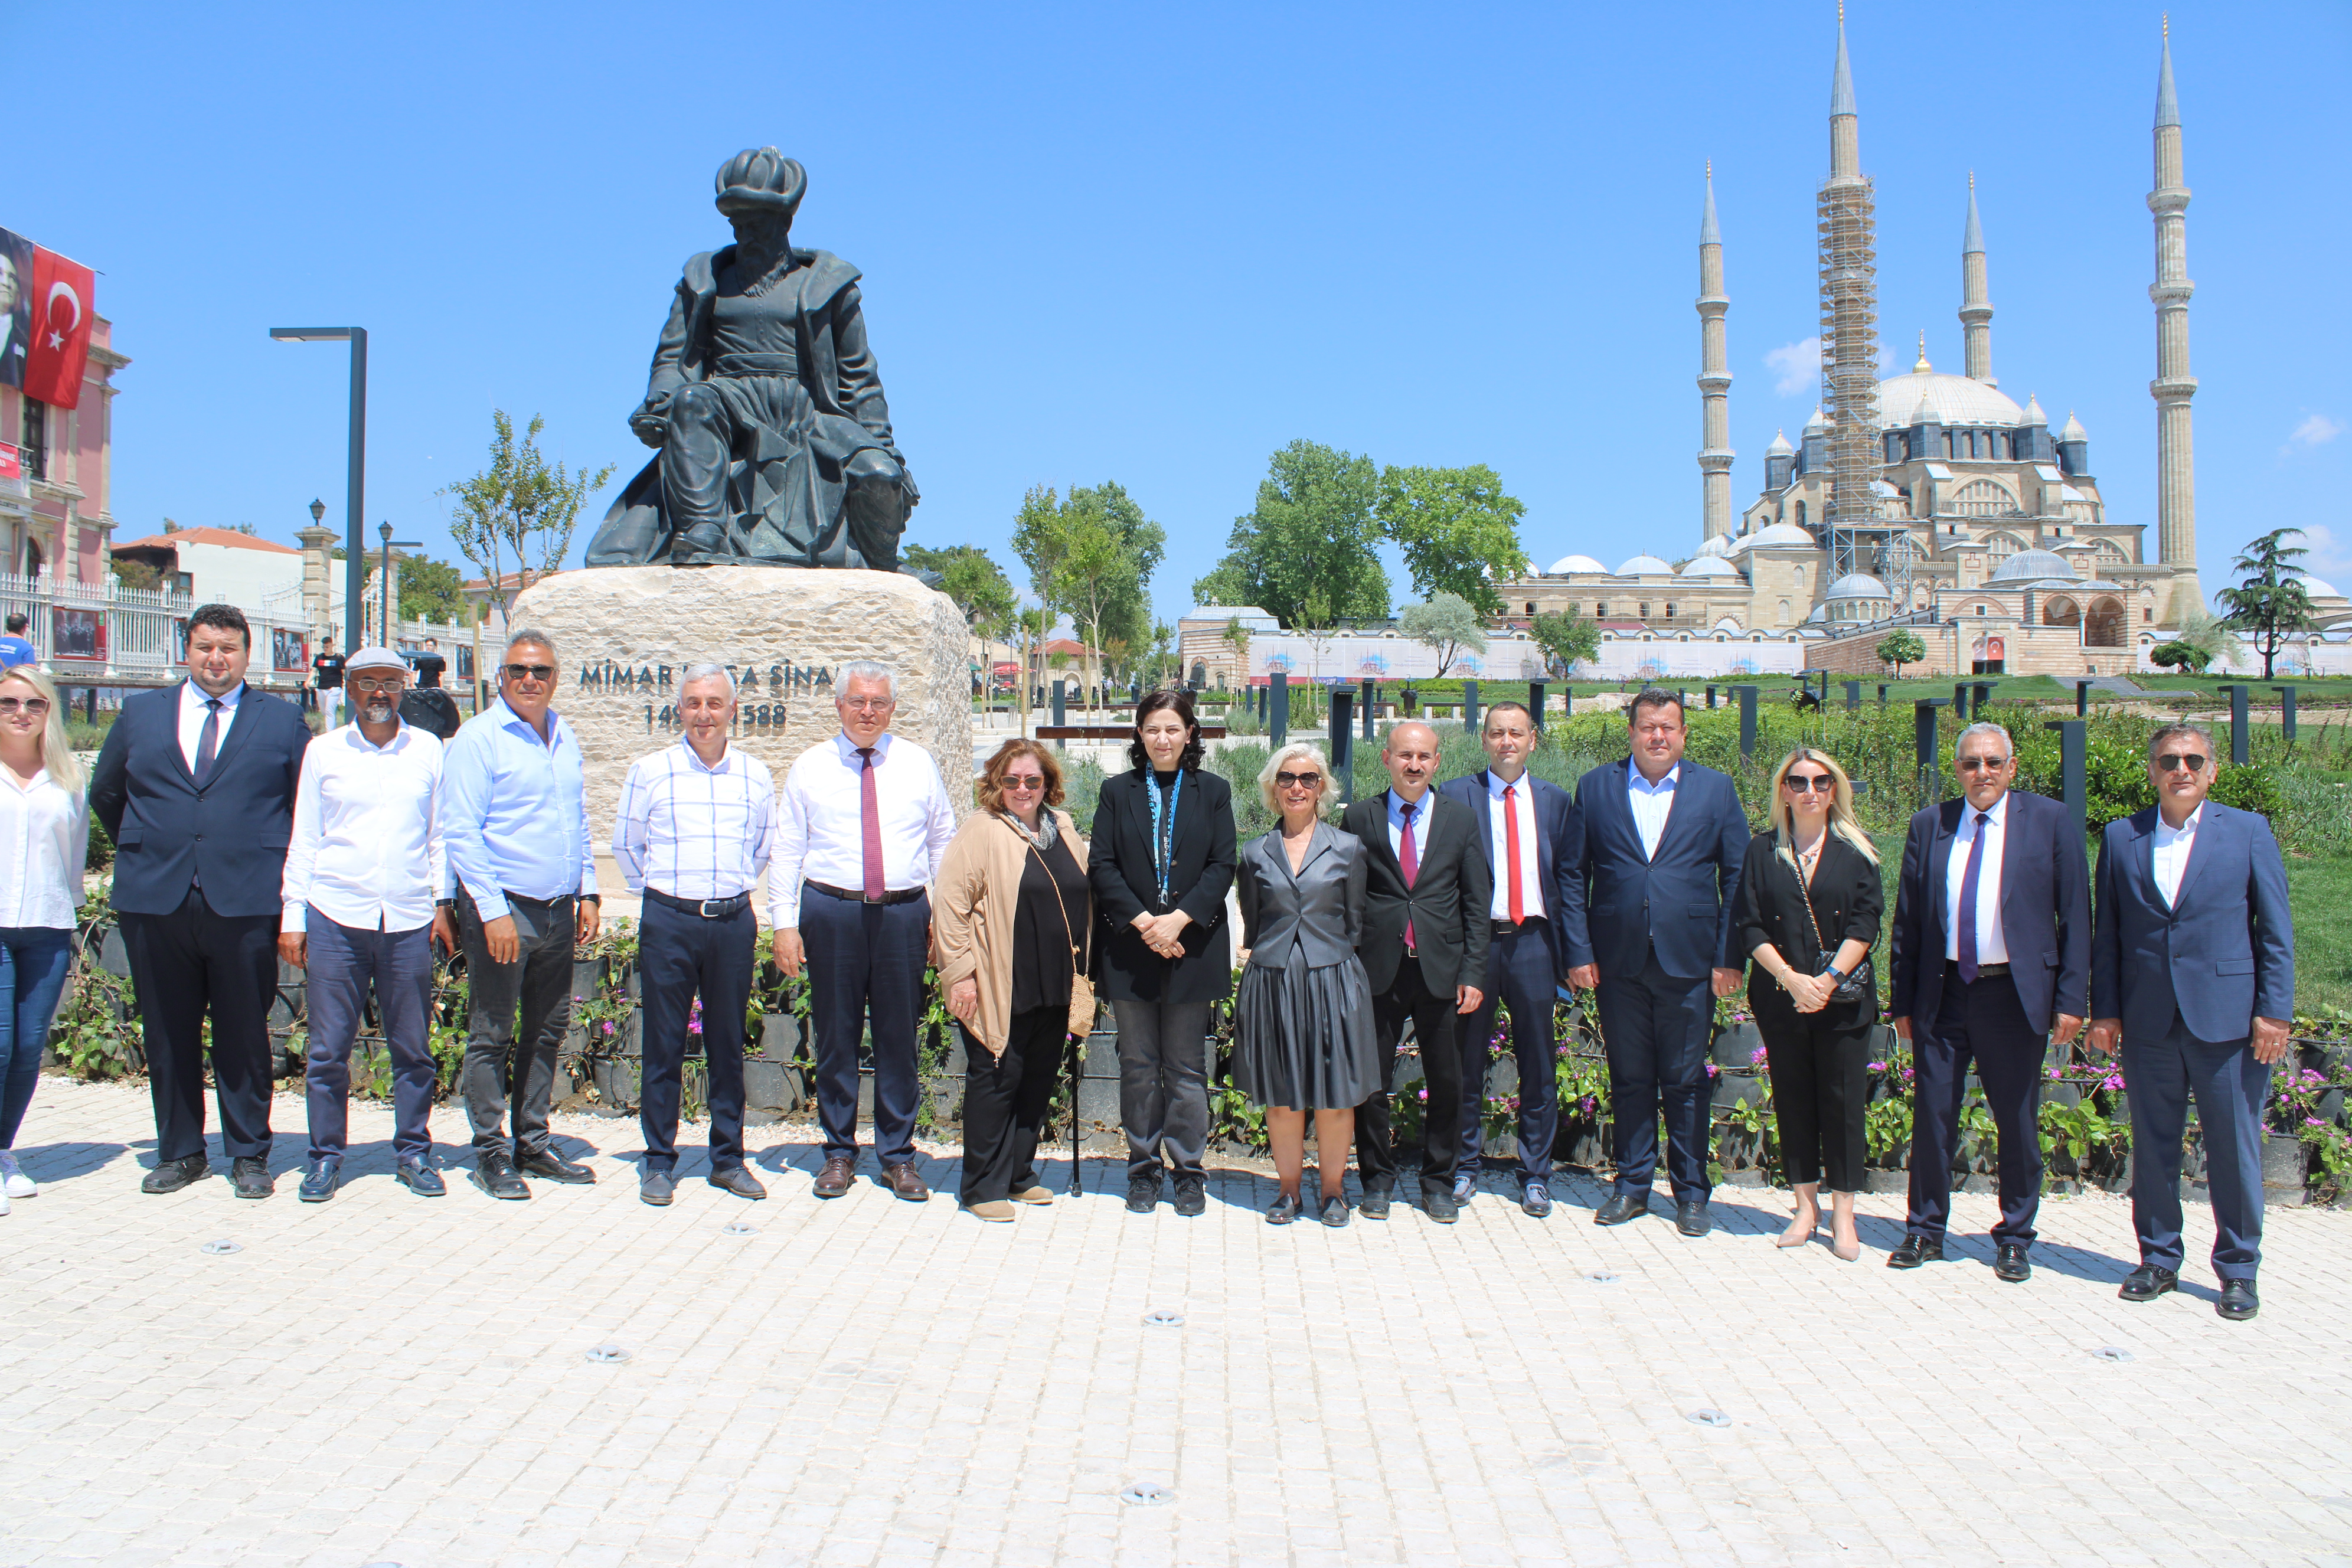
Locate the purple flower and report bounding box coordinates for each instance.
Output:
[1706,1063,1720,1079]
[2307,1116,2325,1128]
[1867,1062,1886,1073]
[1749,1047,1768,1067]
[2102,1074,2125,1091]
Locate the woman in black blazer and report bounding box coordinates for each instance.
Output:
[1733,747,1884,1261]
[1088,689,1237,1217]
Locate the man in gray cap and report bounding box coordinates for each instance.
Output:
[279,646,456,1200]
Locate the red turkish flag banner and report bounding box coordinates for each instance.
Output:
[22,247,94,410]
[0,445,18,481]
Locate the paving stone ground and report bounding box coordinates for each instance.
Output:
[2,1077,2348,1568]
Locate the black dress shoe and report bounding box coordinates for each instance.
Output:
[394,1158,446,1197]
[471,1149,530,1200]
[1593,1193,1648,1226]
[1423,1190,1458,1224]
[1360,1186,1392,1220]
[141,1155,208,1194]
[1523,1182,1554,1219]
[640,1168,676,1206]
[1675,1200,1710,1237]
[1887,1233,1944,1269]
[2217,1278,2259,1321]
[231,1156,275,1200]
[1319,1194,1350,1228]
[517,1148,595,1184]
[297,1157,340,1203]
[1993,1242,2032,1282]
[2119,1264,2180,1302]
[709,1165,767,1201]
[1172,1178,1206,1217]
[1125,1177,1161,1214]
[1265,1191,1301,1225]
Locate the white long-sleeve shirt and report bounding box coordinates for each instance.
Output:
[1943,791,2011,966]
[0,767,87,929]
[612,740,775,900]
[282,720,445,934]
[768,731,956,928]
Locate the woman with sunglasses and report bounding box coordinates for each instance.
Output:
[1733,747,1883,1260]
[1233,742,1378,1226]
[932,740,1094,1221]
[0,666,88,1214]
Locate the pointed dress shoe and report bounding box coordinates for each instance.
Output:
[297,1157,341,1203]
[881,1161,929,1201]
[1265,1191,1302,1225]
[1359,1185,1393,1220]
[1675,1201,1710,1237]
[640,1168,677,1206]
[1886,1233,1943,1269]
[141,1155,209,1194]
[710,1165,767,1200]
[1422,1190,1459,1224]
[811,1155,857,1197]
[1993,1243,2033,1283]
[2118,1264,2180,1302]
[1523,1182,1554,1219]
[1319,1194,1351,1228]
[231,1157,275,1200]
[471,1149,530,1200]
[2217,1279,2260,1321]
[394,1157,447,1197]
[1593,1193,1649,1226]
[518,1148,595,1184]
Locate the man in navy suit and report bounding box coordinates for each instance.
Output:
[1563,688,1749,1237]
[90,604,313,1197]
[1439,702,1577,1216]
[1887,721,2089,1280]
[2090,723,2293,1322]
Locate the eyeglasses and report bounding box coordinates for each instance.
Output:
[1002,773,1046,791]
[1276,770,1323,788]
[348,677,405,695]
[1783,774,1835,793]
[2154,752,2210,773]
[1956,755,2009,772]
[503,664,555,682]
[0,697,49,716]
[839,697,893,713]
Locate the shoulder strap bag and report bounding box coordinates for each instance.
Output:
[1795,842,1873,1004]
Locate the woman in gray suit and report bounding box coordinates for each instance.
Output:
[1234,741,1379,1226]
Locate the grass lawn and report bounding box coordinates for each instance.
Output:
[2285,852,2352,1019]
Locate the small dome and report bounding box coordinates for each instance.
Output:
[1803,407,1831,433]
[1871,479,1900,497]
[2295,571,2341,599]
[1678,556,1741,577]
[1615,553,1674,576]
[1825,572,1890,600]
[1547,553,1607,575]
[2059,411,2088,442]
[2019,393,2047,427]
[1766,428,1795,455]
[1739,522,1815,548]
[1694,533,1733,558]
[1988,548,2079,584]
[1805,601,1831,623]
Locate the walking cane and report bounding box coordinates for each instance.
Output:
[1066,1027,1084,1195]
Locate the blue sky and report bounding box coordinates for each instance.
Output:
[15,1,2348,623]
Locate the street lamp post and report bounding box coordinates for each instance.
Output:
[269,326,367,651]
[378,521,422,648]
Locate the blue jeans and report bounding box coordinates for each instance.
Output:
[0,926,75,1148]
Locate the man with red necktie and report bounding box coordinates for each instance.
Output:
[770,661,956,1201]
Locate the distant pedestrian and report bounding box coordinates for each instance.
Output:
[0,612,36,670]
[0,664,86,1213]
[312,638,346,726]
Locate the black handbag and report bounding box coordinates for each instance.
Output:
[1796,846,1873,1003]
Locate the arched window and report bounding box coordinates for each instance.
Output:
[1986,531,2025,567]
[1953,480,2018,517]
[1777,598,1792,625]
[2084,597,2126,648]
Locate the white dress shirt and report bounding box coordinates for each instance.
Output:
[1484,769,1547,921]
[282,719,446,934]
[2152,802,2204,909]
[613,739,776,900]
[1943,791,2011,965]
[769,731,958,928]
[1626,759,1679,862]
[0,767,88,929]
[177,679,244,773]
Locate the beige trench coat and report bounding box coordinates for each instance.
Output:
[930,810,1095,1059]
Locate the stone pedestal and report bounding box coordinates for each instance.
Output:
[505,565,972,838]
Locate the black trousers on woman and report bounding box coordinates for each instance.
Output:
[960,1005,1066,1204]
[1759,1002,1873,1193]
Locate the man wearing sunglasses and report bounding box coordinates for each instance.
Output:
[440,631,600,1200]
[1887,720,2089,1281]
[2089,724,2292,1321]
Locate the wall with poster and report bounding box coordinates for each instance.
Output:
[272,628,308,672]
[51,606,104,661]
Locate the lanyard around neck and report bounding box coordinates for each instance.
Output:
[1147,770,1182,903]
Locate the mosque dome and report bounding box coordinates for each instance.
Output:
[1738,523,1815,549]
[1547,553,1607,575]
[1766,429,1795,455]
[1615,554,1675,576]
[2059,411,2089,442]
[1825,573,1890,600]
[1694,533,1734,557]
[1987,548,2080,584]
[2295,571,2341,599]
[2019,393,2048,427]
[1874,370,2024,429]
[1678,556,1742,577]
[1803,407,1831,433]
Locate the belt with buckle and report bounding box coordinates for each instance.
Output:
[646,887,752,919]
[806,880,925,907]
[1492,914,1549,936]
[1946,959,2011,979]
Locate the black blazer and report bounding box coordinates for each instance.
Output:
[1089,766,1237,1004]
[89,680,311,919]
[1436,769,1581,980]
[1889,789,2089,1034]
[1564,757,1750,980]
[1732,831,1884,1027]
[1341,789,1492,996]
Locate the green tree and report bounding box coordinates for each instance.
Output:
[2148,638,2209,675]
[904,543,1017,638]
[397,554,469,623]
[1377,463,1528,616]
[439,411,615,620]
[1397,592,1489,680]
[1191,440,1389,629]
[1530,608,1600,675]
[1876,629,1926,678]
[2216,527,2318,680]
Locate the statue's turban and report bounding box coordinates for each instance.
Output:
[714,148,807,218]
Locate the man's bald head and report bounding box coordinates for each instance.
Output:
[1381,720,1442,801]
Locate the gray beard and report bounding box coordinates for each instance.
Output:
[360,703,396,726]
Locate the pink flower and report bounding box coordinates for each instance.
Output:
[1867,1062,1886,1073]
[1749,1047,1768,1067]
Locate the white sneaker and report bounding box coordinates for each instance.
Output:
[0,1188,10,1215]
[0,1152,33,1199]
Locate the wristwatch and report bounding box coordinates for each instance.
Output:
[580,894,602,906]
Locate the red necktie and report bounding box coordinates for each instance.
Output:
[857,746,884,899]
[1399,799,1419,950]
[1504,783,1524,926]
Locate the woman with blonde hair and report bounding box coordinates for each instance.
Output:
[0,665,87,1213]
[1732,746,1883,1260]
[932,739,1094,1221]
[1232,741,1378,1225]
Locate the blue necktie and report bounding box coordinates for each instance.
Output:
[193,698,223,786]
[1955,811,1990,984]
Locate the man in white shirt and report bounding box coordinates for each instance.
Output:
[769,661,956,1200]
[279,648,455,1201]
[615,664,775,1207]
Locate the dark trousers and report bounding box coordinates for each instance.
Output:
[1906,969,2044,1243]
[1758,1002,1872,1191]
[1358,955,1463,1198]
[2124,1011,2272,1280]
[960,1006,1064,1203]
[1456,919,1562,1187]
[800,886,929,1165]
[303,912,437,1162]
[0,926,73,1148]
[1595,949,1714,1202]
[457,890,576,1156]
[636,897,755,1174]
[120,887,279,1164]
[1112,998,1212,1181]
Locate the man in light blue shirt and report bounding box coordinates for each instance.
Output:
[440,629,600,1200]
[0,613,37,669]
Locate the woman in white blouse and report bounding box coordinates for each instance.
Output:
[0,665,87,1213]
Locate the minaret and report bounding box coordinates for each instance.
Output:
[2150,15,2201,618]
[1960,173,1995,384]
[1817,1,1881,571]
[1697,162,1735,543]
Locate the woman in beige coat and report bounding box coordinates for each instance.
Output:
[933,739,1095,1221]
